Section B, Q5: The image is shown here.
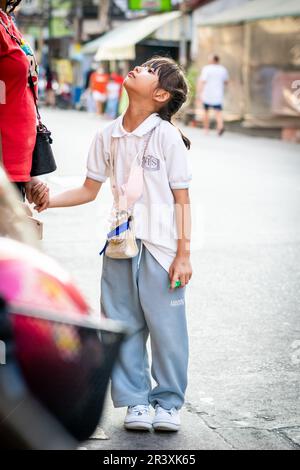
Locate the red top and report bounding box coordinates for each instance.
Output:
[90,71,109,94]
[0,11,37,182]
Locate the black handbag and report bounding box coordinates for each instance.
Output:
[31,123,56,177]
[28,75,57,177]
[0,16,57,177]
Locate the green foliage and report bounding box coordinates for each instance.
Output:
[186,64,199,104]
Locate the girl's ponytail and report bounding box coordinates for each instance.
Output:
[176,127,191,151]
[158,92,191,151]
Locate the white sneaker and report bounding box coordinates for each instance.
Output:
[152,405,180,432]
[124,405,152,431]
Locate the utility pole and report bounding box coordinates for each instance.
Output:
[98,0,111,34]
[74,0,83,44]
[179,1,189,68]
[47,0,53,61]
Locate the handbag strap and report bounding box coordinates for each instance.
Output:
[99,218,131,256]
[28,72,42,126]
[110,126,155,198]
[100,128,156,257]
[0,15,20,44]
[0,15,42,126]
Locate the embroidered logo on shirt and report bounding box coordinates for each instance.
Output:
[170,298,185,307]
[142,155,160,171]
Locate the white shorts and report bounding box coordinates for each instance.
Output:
[93,91,107,103]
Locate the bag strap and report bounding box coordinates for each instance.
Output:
[99,217,132,256]
[0,16,42,126]
[110,126,155,194]
[100,128,156,257]
[28,72,42,126]
[0,15,21,44]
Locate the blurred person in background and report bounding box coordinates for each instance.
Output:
[0,0,48,206]
[197,54,229,136]
[111,70,124,89]
[84,63,97,91]
[37,63,46,104]
[105,73,121,119]
[56,81,72,110]
[83,62,97,113]
[90,64,109,116]
[45,65,56,107]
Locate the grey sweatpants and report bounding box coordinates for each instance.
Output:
[100,239,189,410]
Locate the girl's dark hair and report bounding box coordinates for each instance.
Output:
[142,56,191,150]
[5,0,22,14]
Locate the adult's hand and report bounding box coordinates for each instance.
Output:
[31,182,50,212]
[24,177,41,203]
[25,178,49,211]
[25,177,48,203]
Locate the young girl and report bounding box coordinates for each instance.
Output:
[35,56,192,432]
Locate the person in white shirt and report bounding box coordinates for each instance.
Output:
[33,56,192,433]
[105,75,121,119]
[197,54,229,135]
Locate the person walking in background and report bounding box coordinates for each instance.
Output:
[45,65,56,108]
[111,70,124,89]
[197,54,229,136]
[110,69,128,116]
[90,65,109,116]
[84,63,97,92]
[83,63,97,113]
[105,73,121,119]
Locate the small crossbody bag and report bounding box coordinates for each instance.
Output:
[100,129,154,259]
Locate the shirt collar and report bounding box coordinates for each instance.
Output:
[111,112,161,138]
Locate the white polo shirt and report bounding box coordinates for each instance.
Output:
[86,112,192,273]
[200,64,229,106]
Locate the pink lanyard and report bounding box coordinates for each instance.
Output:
[110,129,154,212]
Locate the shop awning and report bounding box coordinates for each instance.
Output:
[82,11,182,60]
[197,0,300,26]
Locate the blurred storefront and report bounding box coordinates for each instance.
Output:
[18,1,73,84]
[82,11,192,74]
[195,0,300,140]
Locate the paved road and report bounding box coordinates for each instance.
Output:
[39,109,300,450]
